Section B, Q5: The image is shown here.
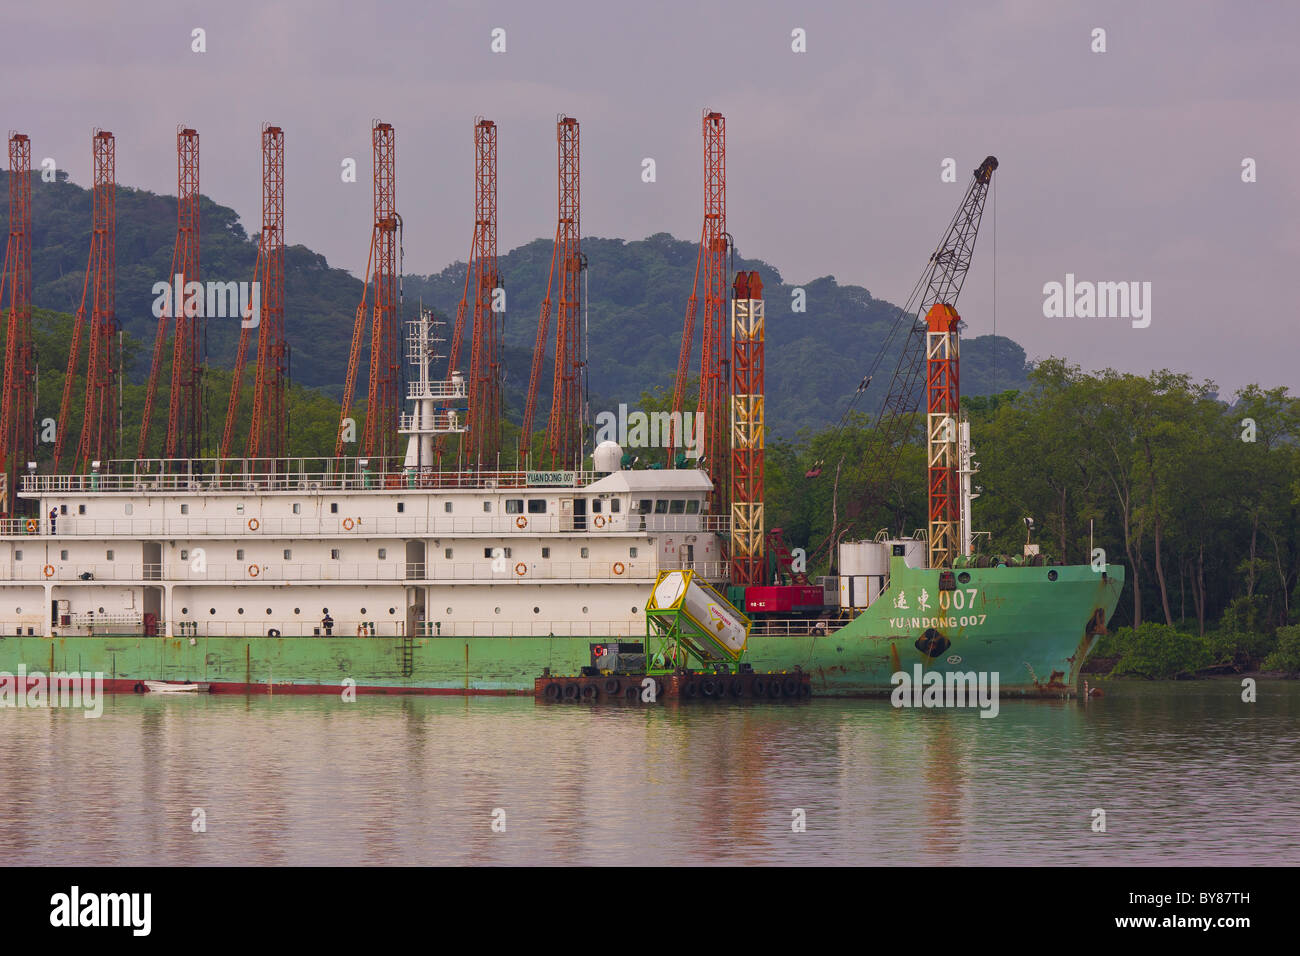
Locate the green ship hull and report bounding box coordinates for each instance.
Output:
[0,559,1124,697]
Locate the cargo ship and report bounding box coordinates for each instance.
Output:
[0,301,1124,697]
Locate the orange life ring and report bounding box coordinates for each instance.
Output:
[515,562,527,576]
[43,564,54,578]
[247,518,260,531]
[24,518,38,534]
[515,516,528,529]
[593,514,606,528]
[343,517,355,531]
[248,564,260,578]
[612,561,625,576]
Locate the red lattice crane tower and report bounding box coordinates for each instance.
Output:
[339,121,401,461]
[1,132,33,512]
[139,128,200,460]
[670,111,728,507]
[925,303,961,569]
[248,124,287,460]
[55,130,116,473]
[522,116,584,469]
[729,271,764,585]
[465,118,502,468]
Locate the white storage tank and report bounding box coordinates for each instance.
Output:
[838,540,888,609]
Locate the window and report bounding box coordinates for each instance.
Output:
[330,549,341,560]
[505,499,523,514]
[629,547,638,558]
[377,548,387,559]
[686,500,699,514]
[13,550,21,561]
[292,503,301,515]
[541,547,550,559]
[527,499,547,514]
[444,501,453,513]
[236,503,245,515]
[236,549,245,561]
[78,505,86,515]
[330,502,339,514]
[60,550,68,560]
[60,505,68,515]
[580,547,589,559]
[397,502,405,513]
[669,500,685,515]
[106,550,114,561]
[592,499,602,514]
[483,547,512,559]
[637,499,651,514]
[180,504,189,515]
[180,550,188,560]
[124,503,133,516]
[283,549,292,560]
[611,499,621,513]
[444,548,453,559]
[483,501,491,512]
[654,500,668,514]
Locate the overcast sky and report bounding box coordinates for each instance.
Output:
[3,0,1296,396]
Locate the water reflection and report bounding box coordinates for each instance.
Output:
[1,681,1298,865]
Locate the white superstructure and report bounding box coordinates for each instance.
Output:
[0,310,727,641]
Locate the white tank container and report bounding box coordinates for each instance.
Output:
[838,540,888,609]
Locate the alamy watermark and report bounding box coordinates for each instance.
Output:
[890,664,999,718]
[1042,273,1151,328]
[0,667,104,718]
[593,404,703,458]
[151,274,261,328]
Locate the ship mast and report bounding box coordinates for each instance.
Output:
[400,307,466,471]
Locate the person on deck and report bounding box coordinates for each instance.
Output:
[321,609,334,637]
[49,507,57,535]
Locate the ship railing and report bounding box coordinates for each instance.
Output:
[402,561,657,581]
[747,618,836,637]
[416,619,643,639]
[3,560,671,583]
[13,514,727,538]
[163,621,409,639]
[20,458,597,494]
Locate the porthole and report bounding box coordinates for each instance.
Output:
[237,608,245,615]
[389,607,396,614]
[294,607,301,615]
[533,606,540,614]
[181,607,188,615]
[210,608,216,615]
[582,606,588,614]
[957,572,971,584]
[631,607,638,614]
[360,607,367,614]
[446,607,453,614]
[98,606,105,613]
[14,607,21,614]
[1047,570,1059,582]
[266,608,273,615]
[494,607,501,614]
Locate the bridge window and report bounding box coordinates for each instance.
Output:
[669,500,685,515]
[654,500,668,514]
[685,500,699,514]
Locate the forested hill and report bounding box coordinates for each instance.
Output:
[1,169,1028,438]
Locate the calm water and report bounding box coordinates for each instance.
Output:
[2,680,1298,865]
